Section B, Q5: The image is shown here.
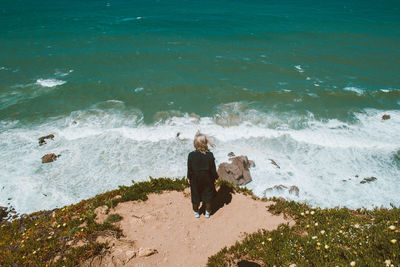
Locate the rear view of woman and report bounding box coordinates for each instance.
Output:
[187,132,218,218]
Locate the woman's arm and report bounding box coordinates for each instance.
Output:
[187,153,193,182]
[210,154,219,182]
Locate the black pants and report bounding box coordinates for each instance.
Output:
[192,202,212,213]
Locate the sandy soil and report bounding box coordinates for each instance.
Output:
[89,186,292,267]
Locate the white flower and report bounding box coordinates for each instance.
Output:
[350,261,356,266]
[315,222,318,226]
[384,260,391,266]
[320,230,326,235]
[310,211,315,215]
[354,224,360,229]
[389,225,396,230]
[324,244,329,249]
[305,210,310,214]
[311,236,317,239]
[390,239,397,244]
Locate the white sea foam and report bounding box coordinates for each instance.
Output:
[344,86,364,95]
[36,79,66,87]
[1,103,399,213]
[134,87,144,93]
[55,69,74,77]
[294,65,304,73]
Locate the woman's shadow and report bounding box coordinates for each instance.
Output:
[199,183,233,215]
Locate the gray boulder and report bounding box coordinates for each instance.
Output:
[217,155,254,185]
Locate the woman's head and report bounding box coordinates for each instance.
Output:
[193,132,215,154]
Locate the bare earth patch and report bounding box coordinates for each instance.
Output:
[89,189,292,267]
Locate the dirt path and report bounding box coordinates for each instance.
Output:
[90,186,292,267]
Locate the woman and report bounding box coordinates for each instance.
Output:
[187,132,218,218]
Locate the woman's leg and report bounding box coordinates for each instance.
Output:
[205,202,212,213]
[192,202,200,212]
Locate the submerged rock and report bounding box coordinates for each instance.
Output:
[39,134,54,146]
[360,177,377,184]
[217,155,254,185]
[382,114,391,120]
[289,185,300,196]
[264,184,300,197]
[265,185,287,191]
[41,153,60,163]
[269,159,280,169]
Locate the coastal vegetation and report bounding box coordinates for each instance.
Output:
[1,178,399,266]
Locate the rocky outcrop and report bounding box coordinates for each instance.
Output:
[360,177,377,184]
[138,247,158,257]
[41,153,60,163]
[217,156,255,185]
[264,184,300,197]
[382,114,390,120]
[39,134,54,146]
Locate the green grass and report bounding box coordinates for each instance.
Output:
[207,198,400,266]
[1,177,398,266]
[0,177,188,266]
[105,214,123,224]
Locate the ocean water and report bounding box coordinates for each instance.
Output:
[1,0,399,213]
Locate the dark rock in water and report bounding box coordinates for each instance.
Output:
[265,184,287,191]
[289,185,300,196]
[217,155,254,185]
[227,152,235,157]
[269,159,280,169]
[360,177,377,184]
[176,132,188,141]
[42,153,60,163]
[382,114,391,120]
[39,134,54,146]
[264,185,299,197]
[355,175,359,178]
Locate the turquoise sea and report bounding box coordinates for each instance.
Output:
[1,0,399,213]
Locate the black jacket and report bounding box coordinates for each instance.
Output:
[187,150,218,204]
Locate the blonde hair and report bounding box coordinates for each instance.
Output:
[193,132,215,154]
